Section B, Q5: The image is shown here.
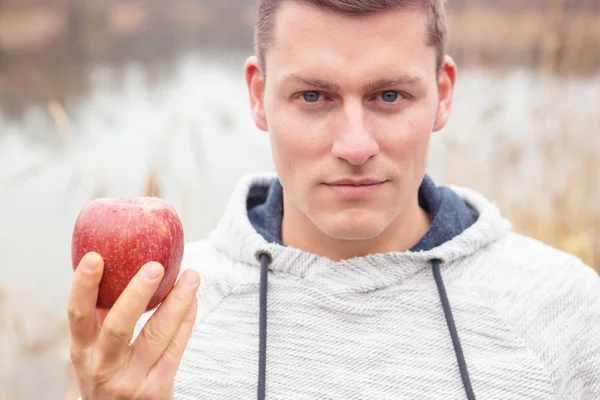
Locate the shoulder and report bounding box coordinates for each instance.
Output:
[476,230,595,281]
[482,232,600,351]
[484,231,599,308]
[467,230,600,341]
[476,232,600,389]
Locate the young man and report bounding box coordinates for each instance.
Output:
[67,0,600,399]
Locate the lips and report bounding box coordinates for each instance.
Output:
[323,179,386,198]
[326,178,385,186]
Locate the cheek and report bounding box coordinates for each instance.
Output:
[267,115,318,189]
[379,108,433,161]
[269,129,296,177]
[266,103,330,177]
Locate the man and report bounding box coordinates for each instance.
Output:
[67,0,600,399]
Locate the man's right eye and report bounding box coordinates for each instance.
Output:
[301,91,321,103]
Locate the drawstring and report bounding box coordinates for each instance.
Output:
[432,258,476,400]
[255,253,475,400]
[257,251,272,400]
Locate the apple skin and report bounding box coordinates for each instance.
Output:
[71,197,184,311]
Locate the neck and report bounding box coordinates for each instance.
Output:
[281,195,431,262]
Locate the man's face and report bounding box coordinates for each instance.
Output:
[246,1,455,241]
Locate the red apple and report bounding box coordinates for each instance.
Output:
[71,197,184,311]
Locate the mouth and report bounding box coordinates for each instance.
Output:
[323,179,388,198]
[325,178,386,186]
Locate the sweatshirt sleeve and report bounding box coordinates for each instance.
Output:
[553,260,600,399]
[489,235,600,399]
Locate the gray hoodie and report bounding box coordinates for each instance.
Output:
[135,173,600,399]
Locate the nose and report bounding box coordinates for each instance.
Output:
[331,102,379,166]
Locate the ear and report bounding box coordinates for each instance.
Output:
[244,56,268,132]
[433,55,457,132]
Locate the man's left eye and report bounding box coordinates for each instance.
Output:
[302,91,321,103]
[380,91,402,102]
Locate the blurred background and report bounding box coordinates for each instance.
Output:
[0,0,598,398]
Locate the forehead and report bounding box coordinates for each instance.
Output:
[266,1,436,83]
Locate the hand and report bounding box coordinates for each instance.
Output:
[67,252,200,399]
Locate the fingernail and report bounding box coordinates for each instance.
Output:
[185,272,200,289]
[82,253,99,272]
[144,263,163,280]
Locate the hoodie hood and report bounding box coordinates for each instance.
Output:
[209,173,512,286]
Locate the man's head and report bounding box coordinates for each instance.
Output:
[244,0,456,255]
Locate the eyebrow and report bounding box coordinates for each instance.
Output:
[283,75,340,91]
[281,74,422,92]
[367,76,422,92]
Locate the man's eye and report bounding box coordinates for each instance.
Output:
[380,91,403,102]
[301,91,321,103]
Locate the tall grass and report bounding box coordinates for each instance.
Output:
[429,70,599,271]
[446,0,600,76]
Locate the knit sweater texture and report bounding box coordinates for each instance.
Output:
[134,173,600,399]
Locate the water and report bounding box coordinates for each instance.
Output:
[0,51,598,399]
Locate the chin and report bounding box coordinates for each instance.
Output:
[315,209,390,241]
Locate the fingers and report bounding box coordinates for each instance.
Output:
[95,262,165,368]
[131,270,200,373]
[67,252,104,352]
[147,295,198,384]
